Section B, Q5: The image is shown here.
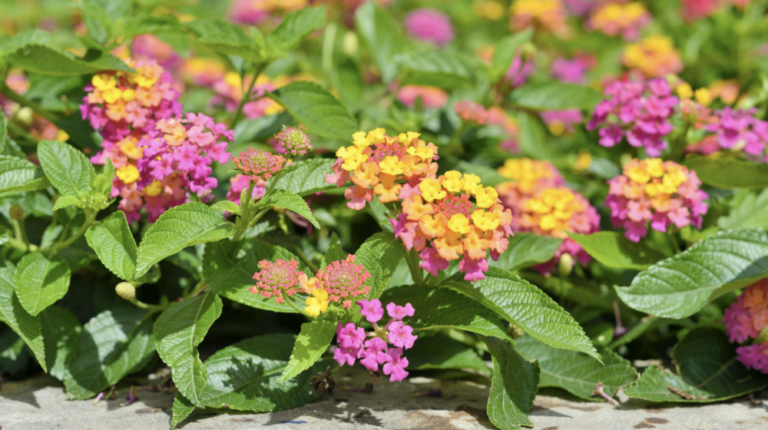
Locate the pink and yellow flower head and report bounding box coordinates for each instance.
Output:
[325,129,440,210]
[393,171,514,282]
[605,158,708,242]
[301,255,372,309]
[180,58,228,87]
[702,107,768,162]
[275,125,313,156]
[250,259,305,304]
[233,148,286,183]
[623,35,683,78]
[586,2,651,41]
[510,0,570,37]
[396,85,449,110]
[495,158,565,201]
[724,279,768,374]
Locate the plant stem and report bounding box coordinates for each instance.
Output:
[46,208,99,253]
[405,249,424,285]
[231,62,269,128]
[129,297,166,312]
[282,290,310,317]
[0,84,60,123]
[294,246,319,273]
[669,231,681,254]
[5,236,38,252]
[189,279,209,297]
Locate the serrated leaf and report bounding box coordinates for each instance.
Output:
[489,233,562,272]
[0,155,51,195]
[14,252,71,317]
[366,196,393,232]
[510,82,602,110]
[277,319,336,383]
[85,211,138,281]
[320,233,347,269]
[684,156,768,189]
[516,335,637,401]
[253,189,320,228]
[569,231,665,270]
[155,292,222,407]
[443,268,599,361]
[379,285,512,339]
[200,334,324,411]
[491,29,533,82]
[184,19,264,63]
[0,267,46,372]
[267,158,337,196]
[210,199,241,215]
[406,331,490,375]
[37,140,95,197]
[135,202,234,277]
[63,308,155,399]
[625,328,768,402]
[52,195,82,210]
[615,229,768,319]
[484,337,539,430]
[41,305,81,381]
[718,189,768,230]
[356,231,407,300]
[398,50,475,90]
[171,393,196,430]
[267,6,326,56]
[354,2,408,83]
[268,82,358,140]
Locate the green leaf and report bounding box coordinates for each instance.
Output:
[267,158,337,196]
[135,202,234,277]
[52,195,83,211]
[268,82,358,140]
[0,329,30,376]
[406,331,490,375]
[511,82,602,111]
[354,2,408,83]
[718,189,768,230]
[204,239,307,314]
[277,318,336,383]
[355,232,407,300]
[210,200,241,215]
[14,252,71,317]
[253,189,320,228]
[516,110,551,159]
[171,393,196,430]
[85,211,139,282]
[516,335,637,401]
[155,292,223,407]
[489,233,562,272]
[81,0,132,44]
[200,334,324,411]
[63,308,155,399]
[379,285,512,339]
[484,337,539,430]
[184,19,265,63]
[266,6,326,56]
[625,327,768,402]
[491,29,533,82]
[569,231,665,270]
[615,229,768,319]
[123,14,184,39]
[0,155,51,195]
[684,156,768,189]
[0,267,46,372]
[41,305,81,381]
[0,114,6,150]
[321,233,347,268]
[37,140,95,197]
[443,268,600,361]
[398,50,475,90]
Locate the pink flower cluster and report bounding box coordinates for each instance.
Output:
[724,279,768,374]
[317,255,372,308]
[704,107,768,162]
[455,100,488,125]
[540,109,584,135]
[334,299,417,382]
[587,78,679,157]
[396,85,449,109]
[404,8,454,47]
[506,55,536,87]
[251,259,304,304]
[551,55,594,84]
[233,148,286,183]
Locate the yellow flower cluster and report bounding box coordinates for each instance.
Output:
[496,158,564,194]
[520,188,591,238]
[623,35,683,78]
[624,158,688,198]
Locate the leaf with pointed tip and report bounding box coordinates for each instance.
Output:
[320,233,347,269]
[569,231,665,270]
[0,155,51,195]
[354,2,408,83]
[489,233,562,272]
[85,211,138,281]
[171,393,196,430]
[41,305,81,381]
[0,329,29,376]
[485,337,539,430]
[14,252,71,317]
[268,82,357,140]
[277,319,336,383]
[491,29,533,82]
[266,158,337,196]
[0,267,46,372]
[253,189,320,228]
[210,200,241,215]
[356,231,407,301]
[266,6,326,56]
[511,82,602,110]
[37,140,95,197]
[684,156,768,189]
[398,50,475,90]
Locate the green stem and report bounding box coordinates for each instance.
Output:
[231,62,269,128]
[405,249,424,285]
[45,209,99,253]
[669,230,681,255]
[5,236,38,252]
[189,279,209,298]
[282,290,310,317]
[183,278,206,299]
[128,297,166,312]
[0,84,60,123]
[294,246,319,273]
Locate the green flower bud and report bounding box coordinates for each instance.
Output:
[9,204,24,221]
[558,253,574,277]
[115,282,136,301]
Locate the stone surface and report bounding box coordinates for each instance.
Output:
[0,367,766,430]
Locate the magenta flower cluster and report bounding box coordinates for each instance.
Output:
[587,78,678,157]
[723,280,768,374]
[705,107,768,162]
[404,8,454,47]
[334,299,417,382]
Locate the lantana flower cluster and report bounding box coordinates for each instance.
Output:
[586,2,651,40]
[325,129,439,210]
[605,158,708,242]
[396,85,449,110]
[623,35,683,78]
[724,279,768,374]
[587,78,678,157]
[335,299,417,382]
[496,158,565,201]
[703,107,768,162]
[404,8,454,47]
[510,0,569,37]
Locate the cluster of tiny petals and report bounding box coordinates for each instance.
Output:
[233,148,286,182]
[496,158,565,197]
[724,280,768,374]
[301,255,372,309]
[393,171,513,282]
[455,100,488,125]
[510,0,570,37]
[587,78,678,157]
[334,299,417,382]
[397,85,449,109]
[326,129,440,210]
[605,158,708,242]
[623,35,683,78]
[404,8,454,47]
[586,2,651,41]
[275,125,312,156]
[250,259,305,304]
[703,107,768,162]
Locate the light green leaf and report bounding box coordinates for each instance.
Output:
[0,155,51,195]
[485,337,539,430]
[63,308,155,399]
[14,252,71,317]
[443,268,600,361]
[85,211,138,281]
[52,195,82,211]
[379,285,512,339]
[718,189,768,230]
[406,331,490,375]
[354,2,408,83]
[615,229,768,319]
[184,19,265,63]
[277,319,336,383]
[135,202,234,277]
[210,200,241,215]
[37,140,95,197]
[684,157,768,189]
[491,29,533,82]
[516,110,551,159]
[267,158,337,196]
[489,233,562,272]
[625,327,768,402]
[0,267,46,372]
[516,335,637,401]
[355,232,407,300]
[123,14,183,39]
[398,50,475,90]
[268,82,358,140]
[267,6,326,56]
[253,189,320,228]
[155,292,222,407]
[569,231,665,270]
[41,305,81,381]
[511,82,602,111]
[171,393,196,430]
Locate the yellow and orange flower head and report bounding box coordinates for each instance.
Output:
[623,35,683,78]
[393,170,513,282]
[325,129,439,210]
[510,0,570,37]
[495,158,565,209]
[586,2,652,41]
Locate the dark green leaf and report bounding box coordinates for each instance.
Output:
[184,19,265,63]
[321,233,347,268]
[41,305,81,381]
[85,211,138,281]
[484,337,539,429]
[0,328,30,376]
[569,231,665,270]
[267,158,338,196]
[489,233,562,272]
[253,189,320,228]
[0,267,46,372]
[398,50,475,90]
[267,6,326,56]
[14,252,71,317]
[37,140,95,197]
[0,156,51,195]
[268,82,358,140]
[511,82,602,110]
[684,157,768,189]
[406,332,490,375]
[277,319,336,383]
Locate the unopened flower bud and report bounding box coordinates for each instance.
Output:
[508,323,525,339]
[9,204,24,221]
[558,253,574,277]
[16,107,33,126]
[115,282,136,301]
[275,125,312,156]
[343,32,358,56]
